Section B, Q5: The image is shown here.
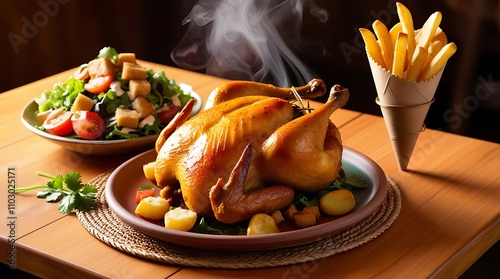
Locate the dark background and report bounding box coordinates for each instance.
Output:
[1,0,499,143]
[0,1,498,277]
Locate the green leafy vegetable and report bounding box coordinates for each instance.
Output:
[97,89,132,116]
[191,217,247,235]
[141,117,162,135]
[292,179,357,210]
[15,171,97,214]
[105,125,140,139]
[34,46,194,141]
[35,77,85,112]
[104,117,160,139]
[137,185,155,191]
[148,70,190,108]
[98,46,119,63]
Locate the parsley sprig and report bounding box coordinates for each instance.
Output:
[15,171,97,214]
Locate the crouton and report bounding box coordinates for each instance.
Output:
[71,93,94,112]
[129,79,151,100]
[302,206,321,222]
[293,212,317,228]
[121,62,147,80]
[116,53,136,68]
[116,108,139,129]
[132,97,155,119]
[87,57,115,78]
[36,110,51,124]
[283,204,298,220]
[270,210,285,225]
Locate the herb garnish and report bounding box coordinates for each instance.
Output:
[15,171,97,214]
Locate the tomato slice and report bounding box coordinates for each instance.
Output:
[43,109,74,136]
[135,185,155,204]
[156,105,180,124]
[71,111,105,140]
[84,74,114,94]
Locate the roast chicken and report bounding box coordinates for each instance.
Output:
[146,79,350,224]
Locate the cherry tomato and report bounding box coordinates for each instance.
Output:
[43,109,74,136]
[74,65,89,80]
[84,74,114,94]
[156,105,180,124]
[71,111,105,140]
[135,185,155,204]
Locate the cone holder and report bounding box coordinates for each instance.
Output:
[367,55,444,171]
[376,97,434,170]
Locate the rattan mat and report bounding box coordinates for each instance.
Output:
[77,172,401,269]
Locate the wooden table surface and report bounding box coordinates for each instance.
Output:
[1,62,498,279]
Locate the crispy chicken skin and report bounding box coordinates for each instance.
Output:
[151,80,349,224]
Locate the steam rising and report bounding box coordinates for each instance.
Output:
[171,0,329,87]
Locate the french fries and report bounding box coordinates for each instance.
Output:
[389,22,402,47]
[396,2,416,64]
[406,47,428,81]
[359,28,387,69]
[419,42,457,81]
[432,28,448,47]
[392,32,408,78]
[416,11,442,49]
[422,38,445,74]
[359,2,456,82]
[372,20,394,71]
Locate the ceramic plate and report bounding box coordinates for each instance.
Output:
[20,91,202,156]
[105,147,388,251]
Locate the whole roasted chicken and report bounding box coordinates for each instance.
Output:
[146,79,349,224]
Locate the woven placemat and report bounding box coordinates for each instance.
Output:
[77,172,401,269]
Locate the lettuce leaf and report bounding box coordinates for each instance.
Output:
[35,77,85,112]
[97,46,119,63]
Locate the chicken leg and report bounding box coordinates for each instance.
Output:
[258,85,349,192]
[204,78,326,109]
[209,143,295,224]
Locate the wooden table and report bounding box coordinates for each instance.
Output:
[1,62,498,278]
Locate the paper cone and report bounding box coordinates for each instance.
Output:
[367,56,445,171]
[376,97,433,170]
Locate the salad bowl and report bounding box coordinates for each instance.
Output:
[21,91,202,156]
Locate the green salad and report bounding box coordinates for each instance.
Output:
[34,47,193,140]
